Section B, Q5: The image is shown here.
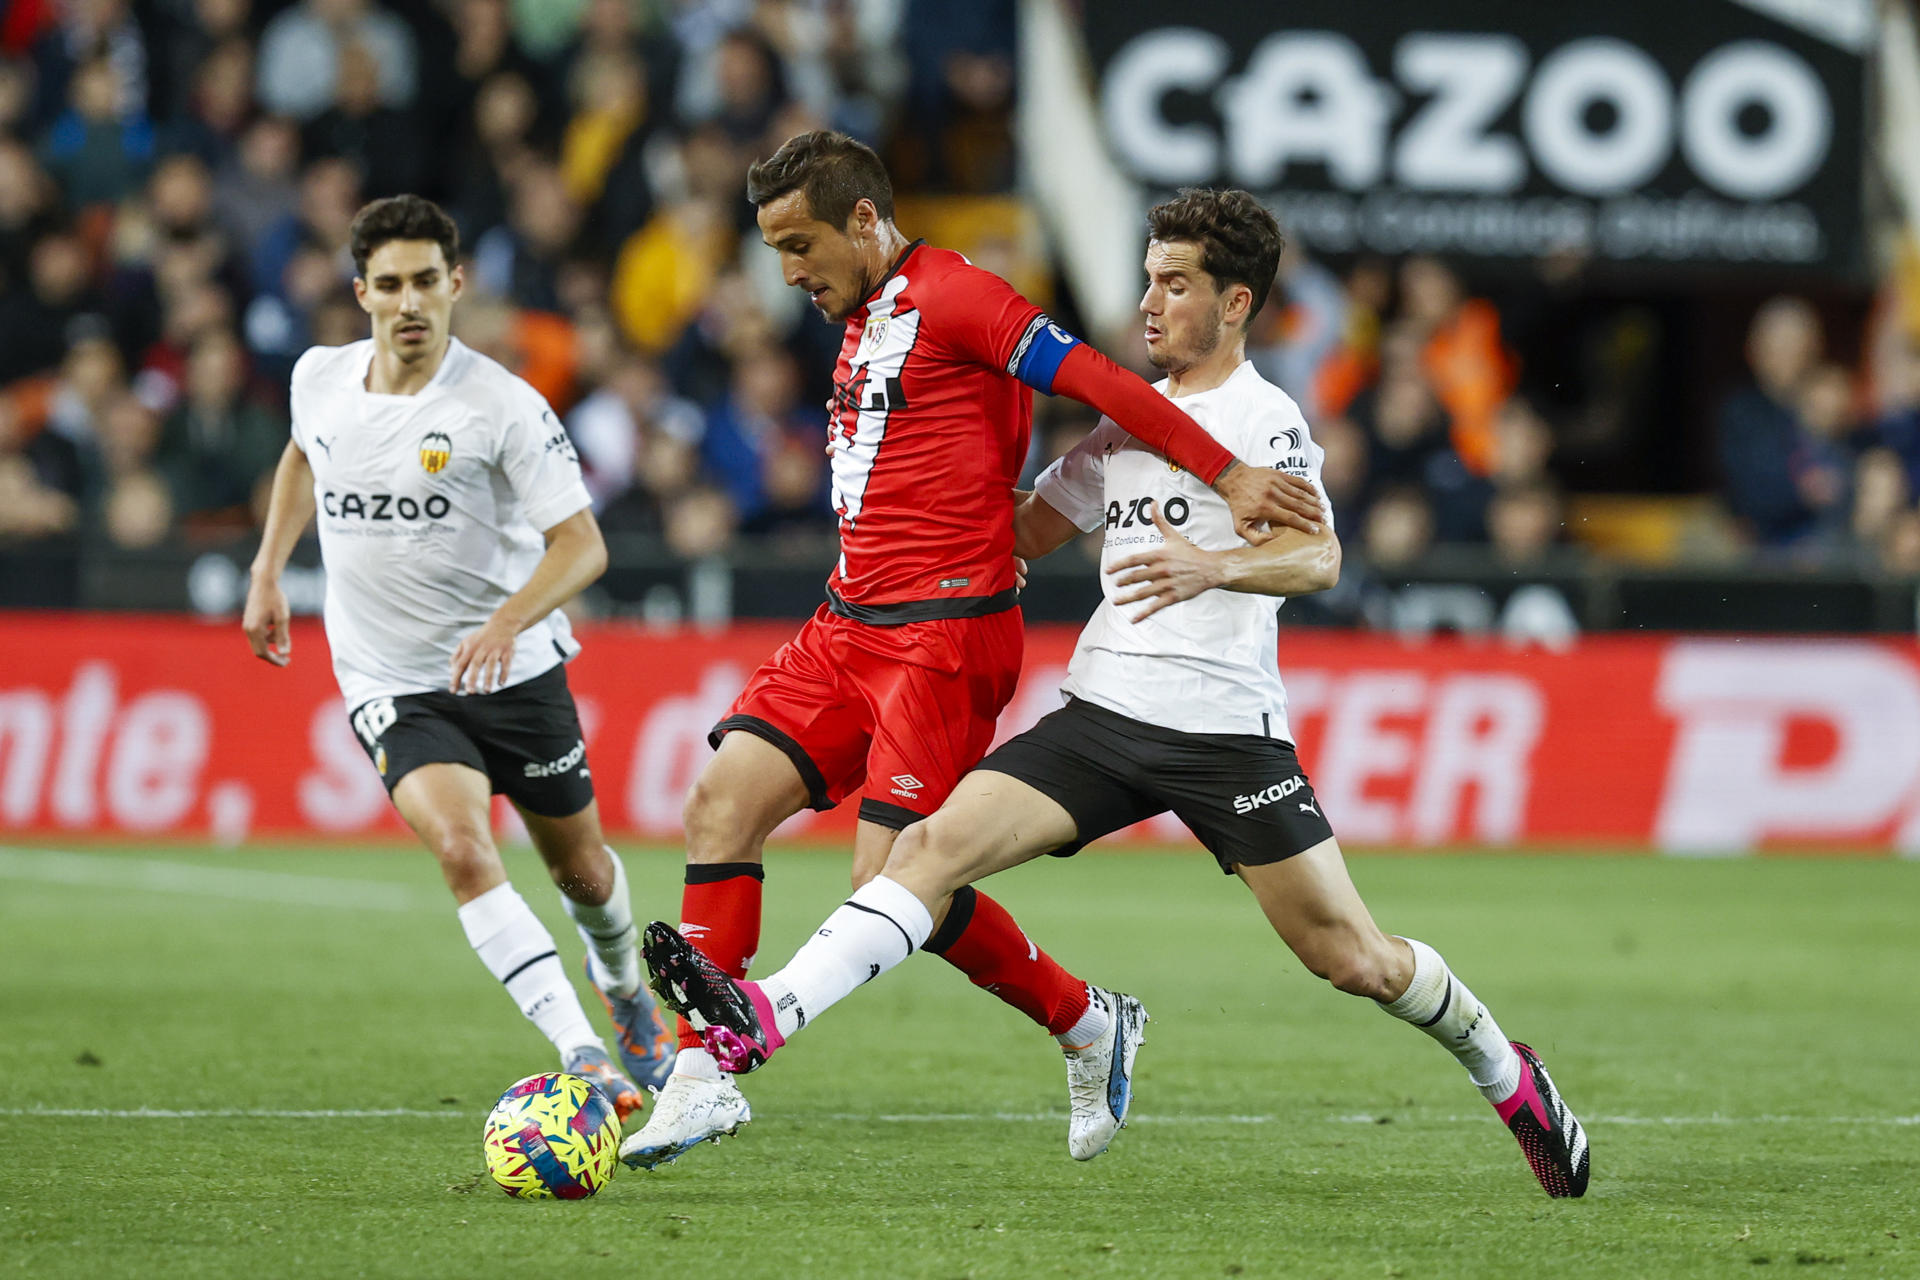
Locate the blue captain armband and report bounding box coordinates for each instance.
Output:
[1007,314,1080,394]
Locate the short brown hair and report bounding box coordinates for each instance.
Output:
[747,130,894,229]
[349,195,460,277]
[1145,188,1284,319]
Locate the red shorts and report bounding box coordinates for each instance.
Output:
[711,604,1025,828]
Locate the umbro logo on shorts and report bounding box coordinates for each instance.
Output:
[890,773,925,800]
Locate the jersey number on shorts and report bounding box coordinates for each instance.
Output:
[352,697,397,748]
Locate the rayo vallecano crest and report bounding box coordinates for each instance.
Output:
[862,316,889,350]
[419,430,452,474]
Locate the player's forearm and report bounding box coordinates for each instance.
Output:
[494,513,607,632]
[1048,345,1236,484]
[1213,530,1342,598]
[249,442,316,583]
[1012,490,1080,560]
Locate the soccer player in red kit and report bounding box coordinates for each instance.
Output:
[619,131,1324,1168]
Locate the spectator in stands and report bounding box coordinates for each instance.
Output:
[663,484,738,558]
[134,276,234,413]
[471,160,580,312]
[157,327,284,525]
[27,0,148,137]
[895,0,1016,191]
[449,71,540,250]
[0,231,102,383]
[1882,508,1920,575]
[37,54,153,207]
[1360,485,1435,570]
[0,384,82,537]
[611,187,734,356]
[83,391,173,547]
[152,0,252,121]
[423,0,550,200]
[1869,339,1920,498]
[0,138,61,295]
[1850,448,1911,563]
[1717,296,1828,549]
[1312,255,1391,423]
[1486,478,1566,567]
[1250,242,1344,424]
[699,342,827,526]
[568,351,705,510]
[1400,255,1517,477]
[213,116,301,271]
[255,0,417,123]
[164,35,253,167]
[302,39,424,199]
[44,323,126,445]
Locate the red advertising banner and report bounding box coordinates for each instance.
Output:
[3,613,1919,854]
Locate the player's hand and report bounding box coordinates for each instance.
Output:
[450,615,519,695]
[1014,556,1028,592]
[1214,463,1323,545]
[242,576,292,667]
[1107,506,1223,621]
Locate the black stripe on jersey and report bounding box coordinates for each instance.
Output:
[844,900,917,958]
[827,585,1018,625]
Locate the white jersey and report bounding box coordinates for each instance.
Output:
[1033,360,1328,740]
[289,338,593,709]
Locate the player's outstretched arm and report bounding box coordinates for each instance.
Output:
[1012,490,1081,560]
[1108,505,1340,622]
[243,440,317,667]
[1042,343,1323,543]
[449,507,607,695]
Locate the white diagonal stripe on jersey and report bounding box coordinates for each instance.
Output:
[831,276,920,532]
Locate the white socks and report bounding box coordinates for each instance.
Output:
[755,876,934,1040]
[559,847,642,999]
[1055,987,1111,1051]
[459,882,599,1056]
[1379,937,1523,1104]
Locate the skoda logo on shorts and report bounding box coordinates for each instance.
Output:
[419,430,453,474]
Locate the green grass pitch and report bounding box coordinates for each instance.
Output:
[3,843,1916,1279]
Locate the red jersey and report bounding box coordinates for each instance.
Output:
[824,242,1045,619]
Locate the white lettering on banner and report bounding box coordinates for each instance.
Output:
[1655,642,1920,852]
[1393,35,1527,193]
[625,665,808,835]
[52,662,115,826]
[1103,30,1831,203]
[1220,32,1389,188]
[1407,676,1545,844]
[107,692,209,831]
[1313,672,1427,844]
[299,702,389,831]
[0,689,53,823]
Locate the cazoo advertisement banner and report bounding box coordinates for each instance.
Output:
[1083,1,1866,272]
[2,614,1919,854]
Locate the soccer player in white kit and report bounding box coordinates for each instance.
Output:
[241,196,672,1122]
[639,189,1590,1196]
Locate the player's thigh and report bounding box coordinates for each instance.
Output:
[681,729,815,863]
[1233,838,1398,985]
[849,610,1023,831]
[705,610,874,825]
[884,769,1080,900]
[391,761,508,896]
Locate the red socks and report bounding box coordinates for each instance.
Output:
[923,886,1090,1035]
[676,863,764,1051]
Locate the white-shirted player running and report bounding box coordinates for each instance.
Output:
[242,195,673,1121]
[640,189,1590,1196]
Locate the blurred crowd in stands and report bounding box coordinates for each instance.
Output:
[1,0,1918,582]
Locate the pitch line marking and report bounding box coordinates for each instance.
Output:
[7,1107,1918,1126]
[0,847,428,912]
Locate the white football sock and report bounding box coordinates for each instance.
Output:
[1379,937,1523,1103]
[673,1046,723,1082]
[560,847,642,999]
[755,876,934,1039]
[1055,986,1112,1051]
[459,882,600,1056]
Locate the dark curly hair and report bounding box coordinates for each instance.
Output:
[746,130,894,229]
[348,195,460,277]
[1145,189,1284,319]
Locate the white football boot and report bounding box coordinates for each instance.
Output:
[617,1072,752,1169]
[1064,987,1149,1161]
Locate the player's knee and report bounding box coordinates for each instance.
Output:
[1297,928,1398,1000]
[883,818,969,895]
[681,774,758,863]
[428,822,500,891]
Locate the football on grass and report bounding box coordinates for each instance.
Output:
[481,1072,620,1199]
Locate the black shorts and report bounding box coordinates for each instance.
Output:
[976,697,1335,874]
[346,663,595,818]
